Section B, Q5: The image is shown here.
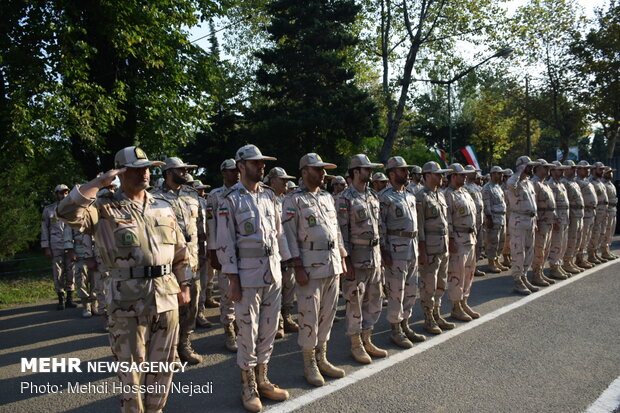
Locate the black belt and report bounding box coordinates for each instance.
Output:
[350,238,379,247]
[453,226,475,234]
[300,240,336,250]
[110,264,172,279]
[387,230,417,238]
[238,246,274,258]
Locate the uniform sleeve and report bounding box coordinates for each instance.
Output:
[172,220,193,284]
[482,185,492,216]
[216,196,239,275]
[63,226,75,250]
[281,195,300,259]
[379,193,389,251]
[40,206,50,248]
[57,186,98,236]
[197,197,207,248]
[275,197,292,262]
[337,195,352,254]
[206,192,218,251]
[445,191,454,236]
[416,193,426,242]
[506,172,520,195]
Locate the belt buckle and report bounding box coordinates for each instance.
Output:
[327,240,335,250]
[265,246,273,256]
[370,239,379,247]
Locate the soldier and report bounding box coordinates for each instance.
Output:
[589,162,610,263]
[281,153,346,387]
[416,161,455,334]
[286,180,297,193]
[501,168,514,268]
[337,154,387,363]
[561,160,586,273]
[379,156,426,350]
[331,175,347,195]
[58,146,191,413]
[444,164,480,322]
[67,227,98,318]
[547,161,572,279]
[530,159,558,286]
[505,156,540,295]
[371,172,389,193]
[266,166,299,337]
[575,161,599,268]
[482,166,508,273]
[602,167,618,260]
[407,165,424,195]
[464,165,486,277]
[216,145,291,412]
[207,159,240,353]
[151,157,205,366]
[41,184,77,310]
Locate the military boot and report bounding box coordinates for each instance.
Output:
[433,305,456,329]
[541,272,556,284]
[350,333,372,364]
[240,369,262,413]
[566,258,583,273]
[487,258,502,274]
[81,300,92,318]
[474,268,487,277]
[275,314,285,339]
[549,265,568,280]
[57,292,65,310]
[558,264,572,278]
[601,247,616,260]
[302,349,325,387]
[531,269,550,287]
[495,257,510,271]
[588,250,602,265]
[400,319,426,342]
[513,278,531,295]
[461,299,480,319]
[255,363,289,401]
[315,341,345,378]
[423,307,442,335]
[595,250,609,262]
[450,300,472,322]
[562,259,581,274]
[178,336,203,365]
[361,329,388,358]
[281,307,299,333]
[223,322,238,353]
[576,253,594,269]
[390,323,413,349]
[196,309,212,328]
[521,276,540,292]
[65,291,78,308]
[205,287,219,308]
[502,253,512,268]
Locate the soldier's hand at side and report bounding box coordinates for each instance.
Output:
[449,238,458,254]
[44,247,52,259]
[208,250,221,270]
[85,257,98,270]
[486,216,493,229]
[67,249,76,262]
[177,285,191,306]
[344,256,355,281]
[418,242,428,265]
[341,257,348,275]
[228,275,242,302]
[294,265,309,286]
[381,249,393,267]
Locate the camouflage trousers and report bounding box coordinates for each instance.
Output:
[282,265,296,311]
[197,257,214,310]
[218,271,235,325]
[235,280,281,370]
[475,220,485,259]
[296,275,339,350]
[502,214,511,256]
[179,274,201,340]
[75,260,94,301]
[93,270,108,314]
[108,308,179,413]
[589,207,608,250]
[532,224,553,271]
[486,222,506,260]
[548,219,569,266]
[509,224,535,280]
[604,208,617,248]
[418,253,448,310]
[384,260,418,324]
[564,214,584,260]
[579,214,596,254]
[342,267,382,336]
[52,249,75,293]
[447,245,476,301]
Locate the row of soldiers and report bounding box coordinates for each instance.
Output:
[47,145,617,413]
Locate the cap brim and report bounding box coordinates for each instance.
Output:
[435,168,452,174]
[324,174,335,179]
[196,185,211,189]
[358,163,384,168]
[391,164,414,169]
[551,166,570,170]
[244,155,277,161]
[126,160,166,168]
[307,162,337,169]
[527,161,541,166]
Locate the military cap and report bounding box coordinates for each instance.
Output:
[220,159,237,170]
[235,144,277,161]
[447,163,468,175]
[162,156,197,171]
[348,154,383,169]
[371,172,389,182]
[54,184,69,192]
[286,180,298,189]
[324,174,335,180]
[535,158,554,167]
[604,166,616,172]
[563,160,577,167]
[114,146,165,169]
[267,167,296,180]
[186,174,194,182]
[515,156,540,168]
[332,176,346,185]
[422,161,452,174]
[577,160,595,168]
[192,180,211,189]
[385,156,413,170]
[489,166,505,174]
[464,164,481,172]
[592,161,606,169]
[503,168,514,176]
[550,160,569,170]
[299,153,337,170]
[410,165,422,174]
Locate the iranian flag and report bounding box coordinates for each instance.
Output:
[461,145,481,170]
[433,148,448,168]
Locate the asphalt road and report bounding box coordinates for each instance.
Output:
[1,238,619,413]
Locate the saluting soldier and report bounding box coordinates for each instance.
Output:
[151,157,205,365]
[589,162,610,263]
[602,167,618,260]
[216,144,291,412]
[444,164,480,322]
[337,154,387,364]
[575,161,598,268]
[379,156,426,350]
[464,165,486,277]
[281,153,347,387]
[416,161,455,334]
[547,161,572,278]
[58,146,192,413]
[482,166,508,273]
[530,158,557,286]
[561,160,586,273]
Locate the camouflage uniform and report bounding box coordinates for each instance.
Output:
[58,179,191,413]
[68,228,97,314]
[602,175,618,257]
[531,174,556,273]
[589,174,609,253]
[41,202,75,293]
[547,173,570,269]
[196,194,211,313]
[562,172,584,266]
[406,181,424,195]
[464,181,485,263]
[576,174,598,258]
[482,179,507,261]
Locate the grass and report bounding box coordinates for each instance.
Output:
[0,250,56,308]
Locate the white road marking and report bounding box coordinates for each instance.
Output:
[268,258,618,412]
[585,374,620,413]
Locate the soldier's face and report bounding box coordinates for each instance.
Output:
[55,190,68,201]
[270,176,288,195]
[550,169,563,179]
[411,173,421,183]
[595,167,604,177]
[122,166,150,191]
[564,168,575,178]
[491,172,502,184]
[577,168,588,178]
[604,171,613,180]
[240,160,265,183]
[452,173,466,187]
[196,188,205,196]
[357,167,372,184]
[373,181,388,191]
[332,183,344,194]
[303,166,325,189]
[392,167,409,185]
[170,168,189,185]
[222,168,240,185]
[466,172,476,182]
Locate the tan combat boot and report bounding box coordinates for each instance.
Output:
[522,276,540,292]
[178,336,203,365]
[531,269,550,287]
[502,253,512,268]
[196,309,212,328]
[390,323,413,349]
[513,277,531,295]
[400,320,426,342]
[576,253,594,269]
[433,305,456,329]
[595,250,609,262]
[361,329,388,358]
[460,299,480,319]
[205,287,219,308]
[450,300,472,322]
[282,308,299,333]
[474,267,486,277]
[487,258,502,274]
[350,333,372,364]
[240,369,262,412]
[558,264,572,278]
[315,341,345,378]
[495,257,510,271]
[275,314,285,339]
[423,306,442,335]
[256,363,289,401]
[549,265,568,280]
[302,349,325,387]
[223,322,238,353]
[588,249,602,265]
[562,258,581,274]
[602,247,617,260]
[567,258,584,273]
